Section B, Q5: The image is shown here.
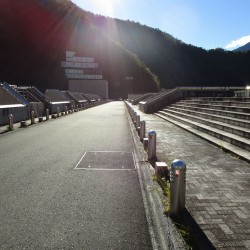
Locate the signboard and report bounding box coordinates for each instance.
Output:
[66,51,94,63]
[66,57,94,63]
[61,61,98,69]
[62,51,103,80]
[65,69,84,74]
[66,74,103,80]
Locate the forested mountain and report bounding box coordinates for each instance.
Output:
[0,0,250,98]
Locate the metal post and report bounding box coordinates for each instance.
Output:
[57,107,60,117]
[31,111,35,124]
[170,159,186,216]
[140,121,145,142]
[133,111,137,125]
[76,104,79,112]
[8,114,13,131]
[136,115,140,131]
[65,106,68,115]
[46,109,49,120]
[148,130,157,160]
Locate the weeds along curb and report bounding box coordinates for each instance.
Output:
[125,101,186,250]
[125,101,199,249]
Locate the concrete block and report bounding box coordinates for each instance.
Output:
[143,138,148,150]
[20,121,27,128]
[155,162,169,178]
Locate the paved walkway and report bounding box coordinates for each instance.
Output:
[0,102,155,249]
[132,104,250,249]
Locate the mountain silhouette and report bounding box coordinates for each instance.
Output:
[234,42,250,52]
[0,0,250,98]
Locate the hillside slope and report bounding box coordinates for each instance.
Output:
[0,0,250,97]
[0,0,159,98]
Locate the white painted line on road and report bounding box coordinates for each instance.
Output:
[74,151,87,169]
[73,168,135,171]
[87,150,132,153]
[74,151,136,170]
[132,152,138,170]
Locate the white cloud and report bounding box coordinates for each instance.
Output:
[225,35,250,50]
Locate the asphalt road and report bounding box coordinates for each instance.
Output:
[0,102,152,249]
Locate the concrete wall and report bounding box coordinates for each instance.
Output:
[69,80,108,99]
[0,106,28,126]
[0,87,22,105]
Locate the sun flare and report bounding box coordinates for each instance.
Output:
[88,0,121,17]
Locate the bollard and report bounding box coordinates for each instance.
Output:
[76,104,79,112]
[65,106,68,115]
[31,111,35,124]
[170,159,186,216]
[140,121,146,142]
[8,114,14,131]
[148,130,157,160]
[38,117,43,122]
[136,115,140,131]
[133,111,137,125]
[46,109,49,120]
[80,104,82,110]
[57,107,60,117]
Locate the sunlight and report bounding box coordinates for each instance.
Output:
[87,0,121,17]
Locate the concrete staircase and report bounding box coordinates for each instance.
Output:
[155,97,250,162]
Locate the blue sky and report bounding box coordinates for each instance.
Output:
[72,0,250,51]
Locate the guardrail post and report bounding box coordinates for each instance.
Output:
[170,159,186,216]
[140,121,145,142]
[31,111,35,124]
[8,114,14,131]
[148,130,157,160]
[46,109,49,120]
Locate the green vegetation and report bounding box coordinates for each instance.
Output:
[0,0,250,98]
[155,175,196,249]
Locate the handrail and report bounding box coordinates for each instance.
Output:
[139,86,244,113]
[1,82,29,106]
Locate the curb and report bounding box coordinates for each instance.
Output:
[126,102,186,250]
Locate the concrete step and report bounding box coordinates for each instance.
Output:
[181,99,250,107]
[155,113,250,162]
[167,106,250,129]
[187,97,250,102]
[173,103,250,120]
[156,110,250,152]
[178,101,250,113]
[160,109,250,139]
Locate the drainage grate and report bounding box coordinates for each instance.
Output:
[75,151,135,170]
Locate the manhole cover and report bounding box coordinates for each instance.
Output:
[75,151,135,170]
